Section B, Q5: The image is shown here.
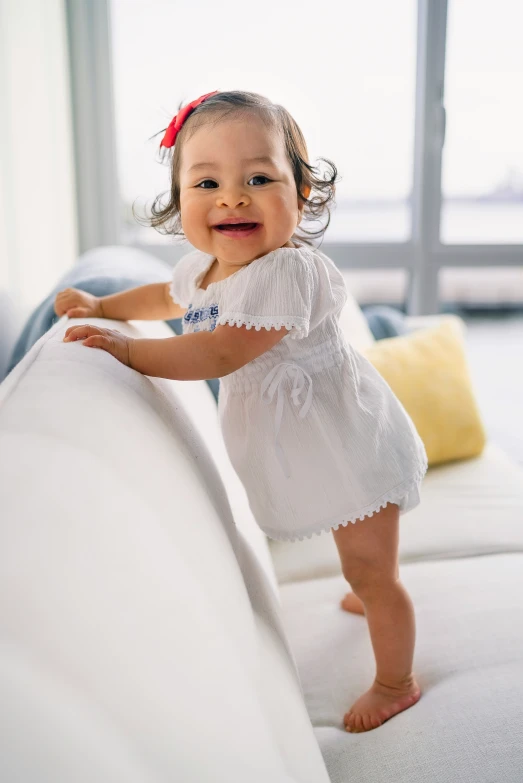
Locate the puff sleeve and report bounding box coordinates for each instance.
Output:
[216,248,315,340]
[169,251,203,308]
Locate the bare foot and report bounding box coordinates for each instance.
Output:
[344,677,421,733]
[340,591,365,615]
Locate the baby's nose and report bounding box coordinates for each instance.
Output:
[216,189,250,208]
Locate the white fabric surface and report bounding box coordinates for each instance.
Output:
[128,319,282,597]
[279,554,523,783]
[0,642,156,783]
[269,442,523,585]
[0,315,330,783]
[170,244,428,541]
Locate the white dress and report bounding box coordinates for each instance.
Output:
[169,243,428,542]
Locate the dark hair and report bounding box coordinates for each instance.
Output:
[134,90,339,247]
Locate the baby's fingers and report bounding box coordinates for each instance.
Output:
[63,324,99,341]
[66,307,89,318]
[54,298,70,316]
[82,335,107,348]
[64,325,84,340]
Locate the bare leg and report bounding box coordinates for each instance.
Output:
[332,503,421,732]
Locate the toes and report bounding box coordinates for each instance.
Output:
[347,713,363,733]
[343,711,354,731]
[344,710,383,733]
[361,714,371,732]
[362,713,377,732]
[344,711,365,733]
[371,714,382,730]
[344,711,361,733]
[353,713,365,732]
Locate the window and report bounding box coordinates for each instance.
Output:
[68,0,523,315]
[441,0,523,244]
[109,0,416,244]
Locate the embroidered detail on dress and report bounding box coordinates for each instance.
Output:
[183,303,220,332]
[216,313,309,340]
[261,460,429,542]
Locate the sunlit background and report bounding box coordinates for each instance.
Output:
[0,0,522,463]
[2,0,523,312]
[110,0,523,246]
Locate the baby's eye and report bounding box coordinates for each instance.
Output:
[248,175,271,186]
[196,179,218,189]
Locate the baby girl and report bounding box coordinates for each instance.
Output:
[56,90,428,733]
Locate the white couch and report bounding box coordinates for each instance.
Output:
[1,274,522,782]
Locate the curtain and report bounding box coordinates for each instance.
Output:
[0,0,78,321]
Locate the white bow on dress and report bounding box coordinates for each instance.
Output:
[260,361,314,478]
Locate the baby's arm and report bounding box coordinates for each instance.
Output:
[129,322,288,380]
[99,283,186,321]
[55,282,186,321]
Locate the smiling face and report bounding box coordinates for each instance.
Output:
[178,114,305,269]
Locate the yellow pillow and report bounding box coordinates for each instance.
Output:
[362,317,487,466]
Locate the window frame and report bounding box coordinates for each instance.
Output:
[64,0,523,315]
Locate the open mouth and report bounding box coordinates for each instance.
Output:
[213,222,261,238]
[214,223,258,231]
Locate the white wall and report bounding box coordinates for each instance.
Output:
[0,0,78,319]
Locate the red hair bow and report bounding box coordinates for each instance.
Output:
[160,90,219,149]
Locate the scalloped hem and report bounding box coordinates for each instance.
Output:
[216,313,308,340]
[261,460,429,542]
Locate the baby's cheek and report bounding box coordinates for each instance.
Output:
[180,194,207,232]
[267,194,300,231]
[179,201,200,239]
[275,188,300,211]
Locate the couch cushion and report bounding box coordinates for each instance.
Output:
[0,641,157,783]
[128,319,281,595]
[279,554,523,783]
[362,318,487,466]
[338,288,375,352]
[269,443,523,584]
[0,317,330,783]
[361,304,409,340]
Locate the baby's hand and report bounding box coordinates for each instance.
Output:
[54,288,103,318]
[63,324,133,368]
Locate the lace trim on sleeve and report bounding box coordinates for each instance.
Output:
[216,313,309,340]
